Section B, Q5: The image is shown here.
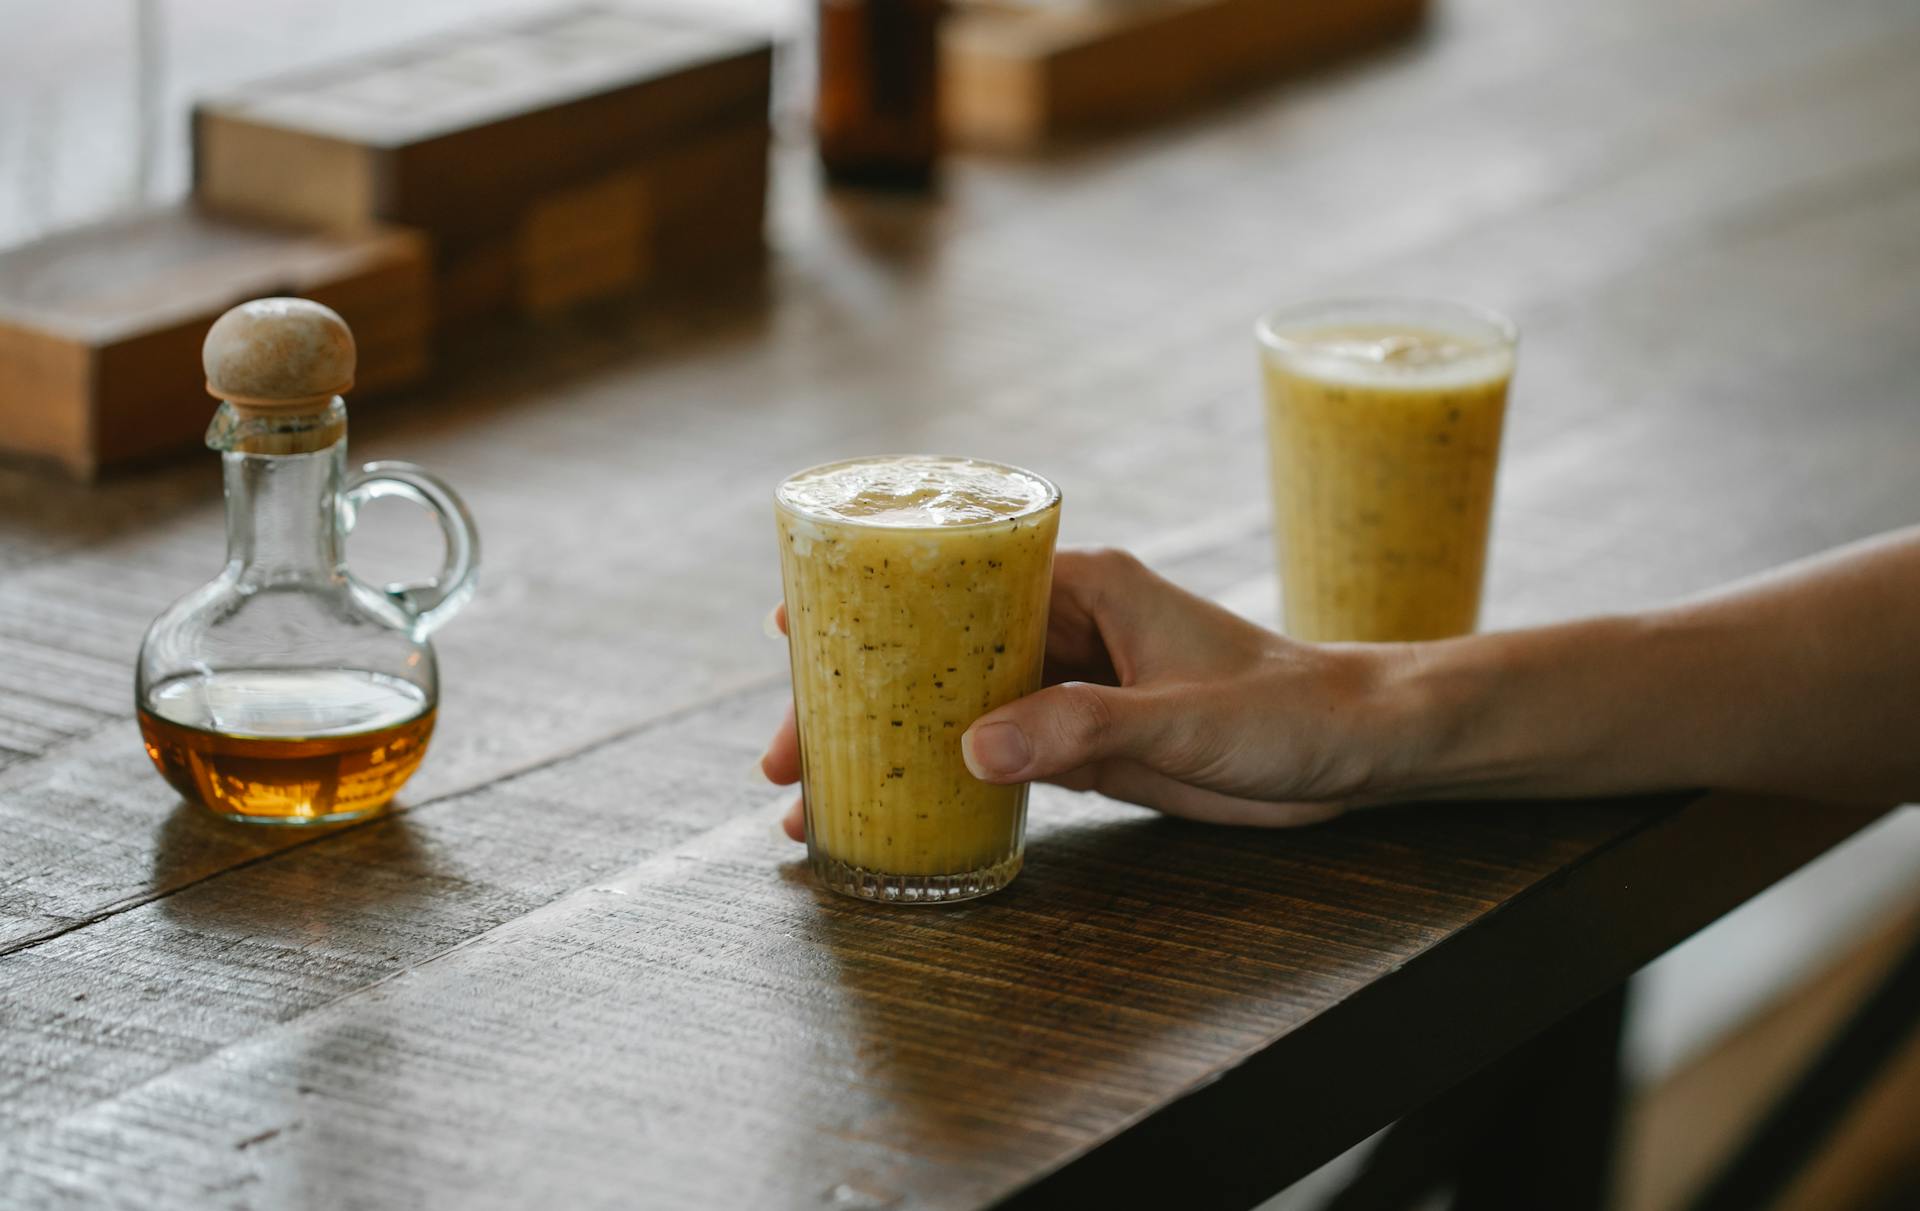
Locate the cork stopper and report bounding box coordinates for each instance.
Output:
[204,297,355,415]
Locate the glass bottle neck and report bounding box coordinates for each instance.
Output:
[213,403,349,584]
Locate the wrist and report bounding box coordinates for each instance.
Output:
[1341,640,1470,803]
[1364,614,1660,803]
[1281,640,1451,804]
[1380,633,1519,801]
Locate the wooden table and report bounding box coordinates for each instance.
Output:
[3,0,1917,1205]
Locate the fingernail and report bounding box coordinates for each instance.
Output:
[961,722,1030,780]
[762,606,783,640]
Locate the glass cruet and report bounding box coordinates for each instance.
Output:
[135,298,479,825]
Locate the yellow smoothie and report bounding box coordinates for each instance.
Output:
[775,455,1061,904]
[1258,303,1516,642]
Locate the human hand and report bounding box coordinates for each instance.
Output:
[762,548,1398,840]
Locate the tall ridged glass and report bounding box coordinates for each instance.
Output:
[775,455,1061,904]
[1257,298,1517,642]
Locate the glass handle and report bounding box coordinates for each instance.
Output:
[343,460,480,638]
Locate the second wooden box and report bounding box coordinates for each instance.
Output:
[194,4,774,321]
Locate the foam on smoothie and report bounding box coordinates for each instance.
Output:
[1266,324,1514,390]
[778,455,1057,528]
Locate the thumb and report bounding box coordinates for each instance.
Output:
[961,682,1180,784]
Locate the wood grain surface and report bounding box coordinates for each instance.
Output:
[3,0,1918,1206]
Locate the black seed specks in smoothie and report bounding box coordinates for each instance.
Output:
[774,454,1060,881]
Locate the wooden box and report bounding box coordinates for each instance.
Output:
[944,0,1430,149]
[434,118,769,323]
[0,208,429,479]
[193,4,773,321]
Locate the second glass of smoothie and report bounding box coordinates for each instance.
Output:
[775,455,1061,904]
[1257,298,1517,642]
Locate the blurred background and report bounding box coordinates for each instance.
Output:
[0,0,788,249]
[1,1,1915,1208]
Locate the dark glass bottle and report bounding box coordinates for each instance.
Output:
[816,0,943,189]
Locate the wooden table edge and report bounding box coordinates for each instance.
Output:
[991,790,1896,1209]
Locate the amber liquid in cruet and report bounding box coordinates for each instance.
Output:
[138,668,434,822]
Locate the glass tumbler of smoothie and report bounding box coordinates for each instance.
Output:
[1257,299,1517,642]
[775,455,1061,904]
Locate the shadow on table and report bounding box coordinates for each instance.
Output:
[366,263,782,450]
[150,796,452,942]
[820,188,945,274]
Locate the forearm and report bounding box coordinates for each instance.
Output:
[1372,528,1920,805]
